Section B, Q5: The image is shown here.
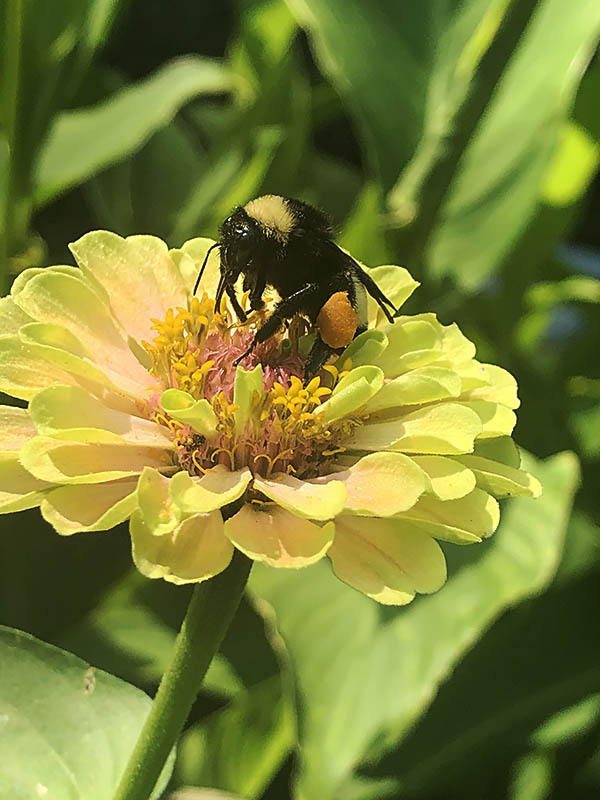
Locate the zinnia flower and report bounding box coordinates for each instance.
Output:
[0,232,541,604]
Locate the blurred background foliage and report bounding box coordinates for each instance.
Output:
[1,0,600,798]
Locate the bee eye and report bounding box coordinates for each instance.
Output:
[234,226,250,237]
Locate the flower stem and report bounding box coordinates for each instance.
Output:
[112,550,252,800]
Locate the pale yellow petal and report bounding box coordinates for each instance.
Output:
[41,478,138,535]
[29,385,173,447]
[348,403,482,454]
[461,399,517,438]
[0,406,38,453]
[452,359,491,392]
[19,436,170,484]
[168,249,201,296]
[224,503,334,567]
[365,366,461,412]
[170,466,252,514]
[328,515,446,605]
[130,509,233,584]
[438,319,476,362]
[365,265,420,328]
[466,364,520,409]
[0,335,79,400]
[253,472,346,521]
[12,270,151,387]
[314,366,384,424]
[397,488,500,544]
[0,296,33,334]
[337,329,388,368]
[17,322,146,397]
[411,455,476,500]
[70,231,188,344]
[376,318,443,376]
[454,454,542,498]
[474,435,521,467]
[233,364,263,436]
[160,389,217,438]
[137,467,181,535]
[335,451,427,515]
[0,455,54,513]
[179,237,221,297]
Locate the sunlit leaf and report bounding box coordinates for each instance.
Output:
[427,0,600,288]
[176,677,295,799]
[250,451,579,799]
[0,625,173,799]
[35,57,232,204]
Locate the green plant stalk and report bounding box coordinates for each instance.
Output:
[112,550,253,800]
[1,0,25,294]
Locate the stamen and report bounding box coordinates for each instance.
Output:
[146,298,365,479]
[211,447,236,471]
[191,450,209,474]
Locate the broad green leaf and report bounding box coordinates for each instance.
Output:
[427,0,600,288]
[249,451,579,799]
[568,376,600,460]
[35,56,232,204]
[286,0,497,191]
[60,571,281,695]
[171,126,283,243]
[85,120,206,239]
[338,183,391,265]
[554,511,600,583]
[176,677,295,799]
[0,625,173,799]
[229,0,297,100]
[359,559,600,798]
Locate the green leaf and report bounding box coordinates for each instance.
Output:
[427,0,600,288]
[509,753,553,800]
[338,183,391,265]
[34,56,232,204]
[287,0,497,191]
[176,676,295,799]
[85,119,206,238]
[171,126,283,243]
[249,451,579,799]
[60,570,282,696]
[0,625,173,799]
[540,121,600,207]
[359,557,600,798]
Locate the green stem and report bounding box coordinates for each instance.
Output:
[112,550,252,800]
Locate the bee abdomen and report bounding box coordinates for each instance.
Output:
[317,291,359,349]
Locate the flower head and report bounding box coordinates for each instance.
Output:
[0,232,541,604]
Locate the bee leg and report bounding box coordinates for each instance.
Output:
[305,336,338,381]
[226,284,247,322]
[233,283,319,366]
[354,265,397,324]
[249,274,266,311]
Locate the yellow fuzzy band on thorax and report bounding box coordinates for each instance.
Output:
[244,195,295,242]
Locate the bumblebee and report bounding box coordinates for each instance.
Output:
[194,195,397,377]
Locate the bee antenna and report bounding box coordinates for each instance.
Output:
[193,243,220,296]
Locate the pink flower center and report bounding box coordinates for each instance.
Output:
[143,297,360,480]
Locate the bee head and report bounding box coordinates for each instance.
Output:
[219,208,260,280]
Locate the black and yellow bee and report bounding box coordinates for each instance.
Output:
[194,195,397,377]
